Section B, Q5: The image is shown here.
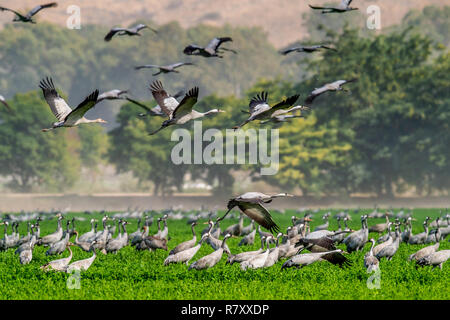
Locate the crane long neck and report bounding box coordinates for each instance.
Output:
[369,240,375,255]
[191,224,196,237]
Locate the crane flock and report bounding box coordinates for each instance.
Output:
[1,208,449,274]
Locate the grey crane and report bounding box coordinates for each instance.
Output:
[0,95,12,112]
[239,228,256,247]
[155,214,169,240]
[78,219,97,243]
[40,245,73,272]
[263,233,284,268]
[425,218,442,244]
[372,223,393,256]
[233,92,300,130]
[141,226,168,251]
[364,238,380,272]
[314,213,331,231]
[222,213,244,237]
[241,236,274,270]
[129,218,143,240]
[104,24,157,42]
[39,77,104,132]
[227,236,267,265]
[305,78,357,105]
[46,226,71,256]
[15,226,37,255]
[188,234,231,270]
[295,234,353,268]
[97,89,128,103]
[281,249,345,270]
[369,213,391,233]
[39,215,64,246]
[416,250,450,270]
[309,0,358,14]
[408,218,430,245]
[401,217,413,243]
[377,222,394,244]
[409,242,440,262]
[331,217,350,244]
[73,231,93,252]
[169,222,198,255]
[106,221,129,254]
[127,90,185,118]
[0,2,57,23]
[375,225,400,261]
[19,234,37,265]
[66,241,98,273]
[343,215,368,253]
[148,81,224,135]
[135,62,195,76]
[183,37,235,58]
[240,220,255,237]
[281,44,337,55]
[18,222,32,245]
[164,233,209,266]
[217,192,293,234]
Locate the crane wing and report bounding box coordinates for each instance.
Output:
[149,81,179,117]
[280,47,302,55]
[64,90,99,123]
[97,89,127,101]
[0,6,27,19]
[236,201,280,234]
[322,251,352,268]
[308,4,327,10]
[183,44,203,55]
[104,28,126,41]
[206,37,233,52]
[305,85,329,104]
[269,94,300,112]
[26,2,57,18]
[135,64,160,70]
[172,87,199,119]
[124,97,155,114]
[248,92,269,114]
[39,77,73,122]
[169,62,192,69]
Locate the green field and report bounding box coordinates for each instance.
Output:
[0,209,448,300]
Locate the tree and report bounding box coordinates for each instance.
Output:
[0,91,80,192]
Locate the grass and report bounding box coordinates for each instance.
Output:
[0,208,448,300]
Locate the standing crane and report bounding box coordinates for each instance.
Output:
[164,234,209,266]
[364,238,380,272]
[188,234,231,270]
[169,222,198,255]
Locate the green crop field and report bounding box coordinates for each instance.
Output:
[0,208,448,300]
